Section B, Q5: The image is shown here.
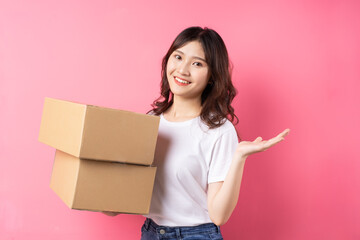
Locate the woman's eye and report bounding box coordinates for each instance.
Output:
[193,62,203,67]
[174,55,181,60]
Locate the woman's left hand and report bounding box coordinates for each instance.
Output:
[235,128,290,160]
[102,211,120,217]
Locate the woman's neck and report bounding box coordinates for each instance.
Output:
[164,96,202,122]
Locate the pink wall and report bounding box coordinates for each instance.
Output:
[1,0,359,239]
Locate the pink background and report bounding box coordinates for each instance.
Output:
[1,0,359,239]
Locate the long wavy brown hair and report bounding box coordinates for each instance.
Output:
[149,26,238,129]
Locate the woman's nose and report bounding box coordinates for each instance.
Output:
[177,61,190,75]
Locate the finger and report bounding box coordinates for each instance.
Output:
[278,128,290,138]
[253,136,262,143]
[255,129,289,151]
[269,129,290,144]
[264,136,284,148]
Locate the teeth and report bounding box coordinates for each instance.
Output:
[175,77,190,84]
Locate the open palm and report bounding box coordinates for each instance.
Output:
[235,129,290,158]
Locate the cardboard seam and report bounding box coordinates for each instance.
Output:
[79,105,87,158]
[78,157,154,167]
[71,157,82,209]
[72,106,87,208]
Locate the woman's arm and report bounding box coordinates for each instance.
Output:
[207,129,290,226]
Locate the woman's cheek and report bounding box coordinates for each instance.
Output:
[167,60,176,73]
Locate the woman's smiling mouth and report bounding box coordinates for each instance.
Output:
[174,76,191,86]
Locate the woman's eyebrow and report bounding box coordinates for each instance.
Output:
[174,50,206,62]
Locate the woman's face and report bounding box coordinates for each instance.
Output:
[166,41,210,101]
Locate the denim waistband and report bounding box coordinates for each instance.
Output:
[143,218,221,237]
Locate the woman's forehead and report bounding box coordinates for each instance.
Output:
[174,41,206,60]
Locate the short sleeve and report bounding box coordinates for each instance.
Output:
[208,125,238,183]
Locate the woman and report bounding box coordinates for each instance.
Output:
[107,26,289,240]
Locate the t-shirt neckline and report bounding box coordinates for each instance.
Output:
[160,113,200,126]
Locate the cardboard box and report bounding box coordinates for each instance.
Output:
[39,97,160,213]
[51,150,157,214]
[39,97,159,165]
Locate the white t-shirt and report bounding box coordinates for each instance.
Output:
[145,114,238,226]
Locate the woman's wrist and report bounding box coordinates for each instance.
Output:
[233,153,247,165]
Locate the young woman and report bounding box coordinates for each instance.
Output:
[106,26,289,240]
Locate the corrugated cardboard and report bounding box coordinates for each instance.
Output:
[51,150,157,214]
[39,97,160,165]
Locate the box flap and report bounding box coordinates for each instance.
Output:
[72,159,157,214]
[50,150,80,208]
[80,106,159,165]
[39,98,86,157]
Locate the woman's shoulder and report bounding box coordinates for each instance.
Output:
[217,119,237,137]
[198,117,237,136]
[220,118,236,129]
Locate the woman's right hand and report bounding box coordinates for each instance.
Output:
[102,211,120,217]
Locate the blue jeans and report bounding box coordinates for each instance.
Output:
[140,218,223,240]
